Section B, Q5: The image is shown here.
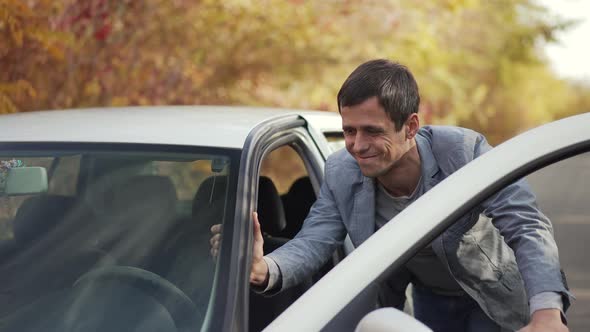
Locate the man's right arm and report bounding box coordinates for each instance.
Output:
[211,168,348,293]
[250,256,281,293]
[263,177,348,292]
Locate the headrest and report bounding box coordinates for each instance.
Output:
[105,175,177,212]
[286,177,315,201]
[100,175,178,238]
[257,176,286,235]
[281,176,316,238]
[192,176,286,235]
[13,195,75,243]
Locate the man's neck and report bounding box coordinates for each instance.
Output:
[377,143,421,197]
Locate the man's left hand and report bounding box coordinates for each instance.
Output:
[518,309,568,332]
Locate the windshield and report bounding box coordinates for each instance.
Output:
[0,144,238,331]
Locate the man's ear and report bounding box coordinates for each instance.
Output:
[405,113,420,139]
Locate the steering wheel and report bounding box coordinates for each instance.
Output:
[73,266,204,332]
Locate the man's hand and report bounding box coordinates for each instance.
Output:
[249,212,269,286]
[209,212,269,287]
[518,309,568,332]
[209,223,222,259]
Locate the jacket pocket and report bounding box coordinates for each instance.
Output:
[466,215,517,274]
[454,233,503,282]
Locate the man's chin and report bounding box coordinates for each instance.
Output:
[359,167,379,178]
[359,164,391,178]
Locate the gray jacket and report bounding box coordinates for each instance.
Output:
[267,125,573,331]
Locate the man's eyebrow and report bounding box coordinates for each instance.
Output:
[341,125,385,132]
[361,125,384,131]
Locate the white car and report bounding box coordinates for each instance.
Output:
[0,107,587,331]
[0,106,348,332]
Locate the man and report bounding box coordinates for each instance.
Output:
[210,59,573,331]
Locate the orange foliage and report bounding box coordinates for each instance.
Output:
[1,0,589,142]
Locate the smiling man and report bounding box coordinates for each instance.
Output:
[211,59,573,331]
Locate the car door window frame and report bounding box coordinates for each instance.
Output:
[216,115,306,331]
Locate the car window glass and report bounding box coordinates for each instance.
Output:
[251,144,320,331]
[0,147,236,332]
[0,156,80,240]
[260,145,308,194]
[525,151,590,331]
[153,159,228,217]
[324,132,345,153]
[48,155,81,195]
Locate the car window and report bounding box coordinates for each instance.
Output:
[324,132,345,153]
[0,145,237,331]
[252,143,325,331]
[260,145,308,194]
[525,151,590,331]
[0,155,80,241]
[48,155,81,196]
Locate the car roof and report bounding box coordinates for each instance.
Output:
[0,106,342,149]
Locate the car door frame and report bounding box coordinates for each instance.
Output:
[216,114,333,331]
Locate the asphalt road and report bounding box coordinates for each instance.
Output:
[526,152,590,331]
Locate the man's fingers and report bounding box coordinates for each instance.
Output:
[252,211,263,242]
[210,224,222,260]
[210,224,221,234]
[210,233,221,247]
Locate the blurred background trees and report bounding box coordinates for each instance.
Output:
[1,0,589,143]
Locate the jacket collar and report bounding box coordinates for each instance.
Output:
[349,175,376,246]
[349,130,442,246]
[415,131,447,257]
[416,131,442,190]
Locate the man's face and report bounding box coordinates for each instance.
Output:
[341,96,411,178]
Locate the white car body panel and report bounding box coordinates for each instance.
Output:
[0,107,341,149]
[355,308,432,332]
[299,112,343,134]
[265,112,590,331]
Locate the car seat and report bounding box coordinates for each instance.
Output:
[279,176,316,238]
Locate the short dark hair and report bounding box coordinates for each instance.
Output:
[337,59,420,131]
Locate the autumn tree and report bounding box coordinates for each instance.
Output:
[0,0,72,113]
[1,0,588,142]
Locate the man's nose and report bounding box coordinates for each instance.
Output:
[352,133,369,153]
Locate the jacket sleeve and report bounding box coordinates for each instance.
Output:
[265,160,348,292]
[474,134,574,311]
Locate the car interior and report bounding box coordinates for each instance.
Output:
[0,149,333,331]
[0,156,219,331]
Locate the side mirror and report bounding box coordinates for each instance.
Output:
[355,308,432,332]
[3,167,48,196]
